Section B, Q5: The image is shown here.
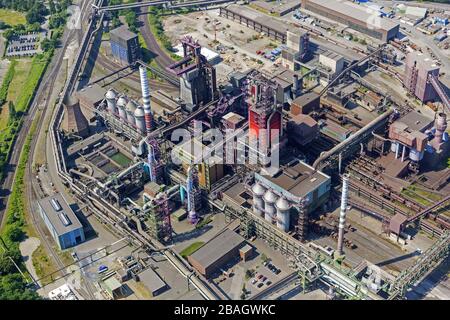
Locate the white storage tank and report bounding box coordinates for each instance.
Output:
[390,141,399,153]
[263,189,278,223]
[252,182,266,217]
[117,96,128,122]
[409,148,424,161]
[134,106,146,133]
[126,100,137,126]
[276,197,291,232]
[105,89,117,114]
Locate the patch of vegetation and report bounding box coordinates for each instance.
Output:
[148,7,174,54]
[0,60,17,107]
[180,241,205,258]
[15,52,51,112]
[0,113,40,299]
[0,9,26,26]
[195,215,213,229]
[32,245,57,286]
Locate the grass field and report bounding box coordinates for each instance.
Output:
[6,58,32,104]
[180,241,205,258]
[0,9,26,26]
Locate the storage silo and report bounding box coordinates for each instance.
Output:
[263,189,277,223]
[126,100,137,126]
[117,96,128,122]
[134,106,146,133]
[105,89,118,115]
[252,182,266,217]
[276,197,291,232]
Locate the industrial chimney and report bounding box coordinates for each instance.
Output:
[139,65,152,134]
[337,173,350,257]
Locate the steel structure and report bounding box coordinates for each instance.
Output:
[147,138,165,184]
[388,231,450,299]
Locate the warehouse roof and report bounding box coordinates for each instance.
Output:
[110,25,138,41]
[256,159,330,200]
[38,193,83,236]
[303,0,399,32]
[138,268,167,294]
[292,91,320,106]
[189,229,245,270]
[397,111,433,133]
[224,5,289,35]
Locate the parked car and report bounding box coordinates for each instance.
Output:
[275,269,281,275]
[98,265,108,274]
[266,281,272,286]
[251,279,257,285]
[261,276,267,282]
[257,274,263,280]
[257,282,264,288]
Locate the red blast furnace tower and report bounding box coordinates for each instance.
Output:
[247,73,282,159]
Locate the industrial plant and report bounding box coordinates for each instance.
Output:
[3,0,449,303]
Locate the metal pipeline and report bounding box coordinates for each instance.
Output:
[313,108,393,169]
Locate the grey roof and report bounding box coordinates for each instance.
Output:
[292,91,320,106]
[110,25,138,41]
[76,84,107,105]
[138,268,167,294]
[397,111,433,132]
[189,229,245,269]
[304,0,399,32]
[225,5,289,35]
[38,193,83,236]
[256,160,330,200]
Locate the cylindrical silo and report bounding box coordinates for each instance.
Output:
[252,182,266,217]
[263,189,277,223]
[126,100,137,126]
[105,89,117,115]
[409,148,423,161]
[134,106,146,133]
[117,96,128,122]
[435,112,447,144]
[276,197,291,232]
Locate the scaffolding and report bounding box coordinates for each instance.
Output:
[296,198,309,242]
[146,194,172,243]
[147,138,165,184]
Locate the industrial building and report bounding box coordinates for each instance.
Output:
[252,159,331,235]
[37,193,85,250]
[301,0,400,42]
[317,51,345,86]
[167,36,217,111]
[219,5,290,42]
[404,52,441,103]
[138,268,168,297]
[110,26,141,65]
[187,228,246,278]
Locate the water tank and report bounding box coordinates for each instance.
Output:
[276,197,291,232]
[263,189,277,223]
[252,182,266,217]
[409,148,423,161]
[117,96,128,122]
[134,106,146,133]
[390,141,399,153]
[126,100,137,126]
[105,89,117,114]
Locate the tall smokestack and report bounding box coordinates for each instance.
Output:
[337,174,350,256]
[139,66,152,134]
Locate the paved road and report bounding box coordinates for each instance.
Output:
[139,7,175,69]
